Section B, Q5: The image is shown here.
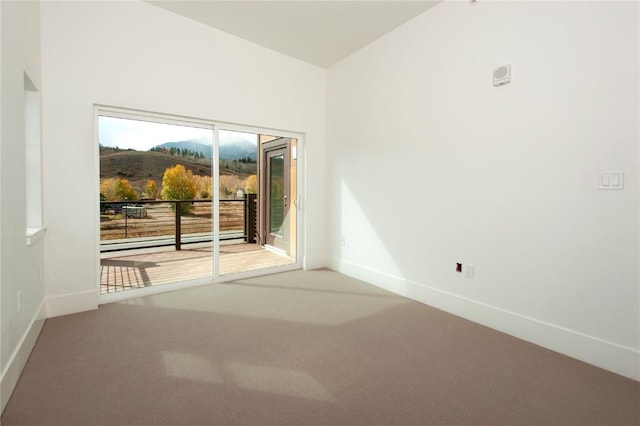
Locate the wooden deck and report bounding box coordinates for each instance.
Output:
[100,243,295,294]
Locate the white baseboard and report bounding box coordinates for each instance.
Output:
[46,289,98,318]
[328,256,640,382]
[303,254,326,270]
[1,300,47,413]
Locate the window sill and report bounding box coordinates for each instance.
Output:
[26,227,46,246]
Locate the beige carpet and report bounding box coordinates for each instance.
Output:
[2,269,639,425]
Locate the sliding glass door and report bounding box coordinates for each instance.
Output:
[97,108,301,299]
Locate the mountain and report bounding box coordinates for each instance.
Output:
[153,135,257,161]
[219,139,257,161]
[153,139,213,158]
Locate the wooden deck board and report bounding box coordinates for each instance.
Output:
[100,243,295,294]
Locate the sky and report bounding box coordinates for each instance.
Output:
[98,116,257,150]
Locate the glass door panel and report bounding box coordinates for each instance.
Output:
[217,132,296,276]
[269,155,284,237]
[265,148,289,251]
[98,112,214,295]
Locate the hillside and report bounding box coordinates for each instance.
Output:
[100,148,255,193]
[154,136,257,161]
[154,140,213,158]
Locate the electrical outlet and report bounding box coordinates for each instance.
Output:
[17,291,23,312]
[463,264,474,278]
[456,263,474,277]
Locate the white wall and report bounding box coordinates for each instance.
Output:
[1,0,47,411]
[327,1,639,380]
[40,1,326,316]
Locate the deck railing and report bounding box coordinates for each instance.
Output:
[100,194,257,252]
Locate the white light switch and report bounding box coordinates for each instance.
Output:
[599,172,624,190]
[611,175,620,186]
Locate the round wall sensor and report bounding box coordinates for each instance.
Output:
[493,64,511,86]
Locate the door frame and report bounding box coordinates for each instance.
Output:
[96,105,305,304]
[261,140,292,252]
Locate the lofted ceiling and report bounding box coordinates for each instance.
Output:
[147,1,440,68]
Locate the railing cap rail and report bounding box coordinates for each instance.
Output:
[100,199,245,205]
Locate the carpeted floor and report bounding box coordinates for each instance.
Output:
[2,269,639,425]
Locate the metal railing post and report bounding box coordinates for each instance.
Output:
[175,201,181,251]
[244,194,248,242]
[245,193,257,244]
[124,199,128,238]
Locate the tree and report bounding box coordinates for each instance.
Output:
[192,175,212,199]
[144,179,159,199]
[100,178,138,201]
[219,175,243,199]
[244,175,257,194]
[161,164,196,214]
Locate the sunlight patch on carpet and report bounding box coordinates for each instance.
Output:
[162,351,223,384]
[227,361,336,402]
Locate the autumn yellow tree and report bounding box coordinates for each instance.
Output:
[244,175,257,194]
[192,175,212,199]
[144,180,159,199]
[100,178,138,201]
[219,175,243,199]
[161,164,196,214]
